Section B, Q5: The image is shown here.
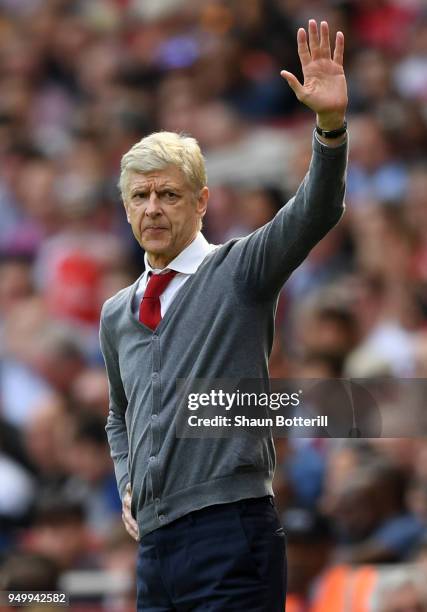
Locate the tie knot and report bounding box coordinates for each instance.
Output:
[144,270,177,299]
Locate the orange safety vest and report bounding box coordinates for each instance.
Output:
[310,565,378,612]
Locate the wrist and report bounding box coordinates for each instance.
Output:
[315,116,347,144]
[316,112,346,132]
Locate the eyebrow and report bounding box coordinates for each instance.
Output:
[130,185,182,195]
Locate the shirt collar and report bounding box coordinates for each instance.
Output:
[144,232,216,275]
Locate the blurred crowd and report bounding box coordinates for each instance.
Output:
[0,0,427,610]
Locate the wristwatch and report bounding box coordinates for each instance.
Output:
[315,120,347,139]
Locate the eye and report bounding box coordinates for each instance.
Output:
[131,191,148,203]
[161,191,179,202]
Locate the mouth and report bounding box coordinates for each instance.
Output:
[143,226,168,233]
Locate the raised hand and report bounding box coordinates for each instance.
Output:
[281,20,348,131]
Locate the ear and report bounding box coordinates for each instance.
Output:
[196,186,209,219]
[124,202,131,223]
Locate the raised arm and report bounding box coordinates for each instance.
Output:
[230,20,348,300]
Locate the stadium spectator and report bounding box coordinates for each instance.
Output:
[329,460,424,563]
[23,496,99,571]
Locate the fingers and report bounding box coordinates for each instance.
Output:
[297,27,311,68]
[333,30,345,66]
[308,19,320,60]
[280,70,304,100]
[122,486,139,541]
[319,21,331,59]
[299,20,342,63]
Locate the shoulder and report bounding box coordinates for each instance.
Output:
[100,281,137,327]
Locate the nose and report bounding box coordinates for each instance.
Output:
[145,192,162,217]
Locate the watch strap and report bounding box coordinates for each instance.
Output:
[315,120,347,139]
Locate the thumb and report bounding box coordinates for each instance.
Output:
[280,70,304,100]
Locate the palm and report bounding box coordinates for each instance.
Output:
[301,58,347,115]
[281,20,348,121]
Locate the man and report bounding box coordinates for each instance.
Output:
[100,20,348,611]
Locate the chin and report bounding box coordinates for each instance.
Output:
[141,239,170,253]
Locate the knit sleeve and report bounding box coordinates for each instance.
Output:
[229,132,348,301]
[99,307,129,501]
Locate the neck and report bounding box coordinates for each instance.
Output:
[147,254,173,270]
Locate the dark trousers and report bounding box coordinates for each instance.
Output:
[136,496,287,611]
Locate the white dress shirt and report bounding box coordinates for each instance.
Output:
[133,232,217,318]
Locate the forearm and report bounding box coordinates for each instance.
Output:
[105,414,130,501]
[275,129,348,267]
[99,316,130,500]
[231,131,348,299]
[301,130,348,220]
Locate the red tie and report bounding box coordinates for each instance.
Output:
[139,270,177,330]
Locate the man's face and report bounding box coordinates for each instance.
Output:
[124,165,208,268]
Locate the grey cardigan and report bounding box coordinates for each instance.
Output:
[99,133,348,539]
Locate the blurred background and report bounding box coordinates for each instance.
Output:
[0,0,427,610]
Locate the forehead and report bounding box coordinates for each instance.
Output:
[128,165,189,192]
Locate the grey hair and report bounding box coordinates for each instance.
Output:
[118,131,207,201]
[370,567,427,612]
